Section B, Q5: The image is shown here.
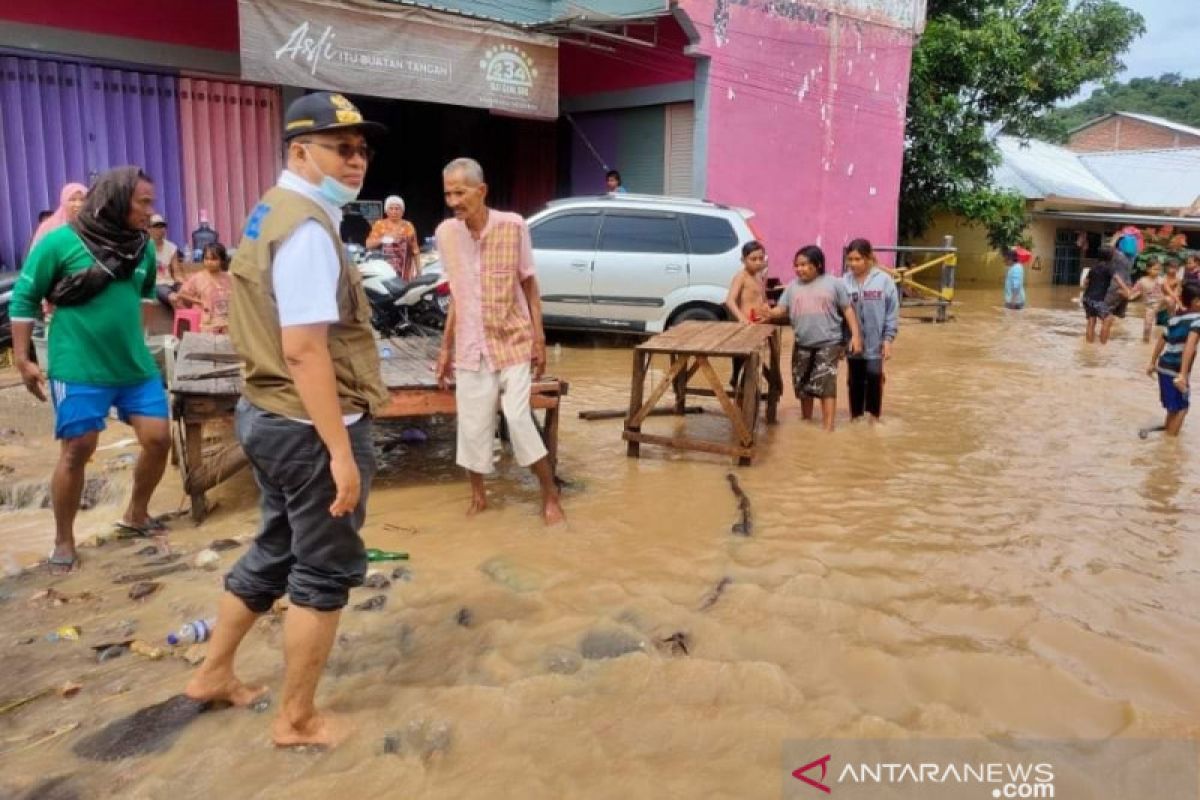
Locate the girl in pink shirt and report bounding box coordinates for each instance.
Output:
[178,243,233,334]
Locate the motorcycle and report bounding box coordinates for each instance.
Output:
[346,245,450,338]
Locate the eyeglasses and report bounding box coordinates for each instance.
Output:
[300,140,375,163]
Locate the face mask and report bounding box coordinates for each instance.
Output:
[303,145,361,206]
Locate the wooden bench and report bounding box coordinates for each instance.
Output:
[623,321,782,465]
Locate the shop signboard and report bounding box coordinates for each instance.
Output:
[239,0,559,119]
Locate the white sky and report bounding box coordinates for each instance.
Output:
[1116,0,1200,80]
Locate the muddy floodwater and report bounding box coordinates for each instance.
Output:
[1,287,1198,799]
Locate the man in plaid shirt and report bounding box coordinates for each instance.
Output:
[435,158,565,525]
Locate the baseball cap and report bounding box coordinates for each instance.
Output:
[149,214,166,227]
[284,92,387,141]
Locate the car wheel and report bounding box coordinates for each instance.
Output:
[669,306,722,327]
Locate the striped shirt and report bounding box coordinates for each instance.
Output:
[436,210,535,372]
[1158,311,1200,373]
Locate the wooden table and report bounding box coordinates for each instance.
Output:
[623,321,782,465]
[170,332,568,523]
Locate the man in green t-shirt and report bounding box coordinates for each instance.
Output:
[10,167,172,573]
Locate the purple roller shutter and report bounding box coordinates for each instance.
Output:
[569,111,620,196]
[0,54,185,271]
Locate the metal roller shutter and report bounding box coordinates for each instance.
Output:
[664,102,694,197]
[615,105,665,194]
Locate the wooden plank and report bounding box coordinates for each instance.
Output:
[704,325,778,356]
[672,354,689,414]
[544,402,560,474]
[765,328,782,425]
[378,387,560,418]
[622,430,751,459]
[695,356,753,446]
[625,350,649,457]
[672,322,740,354]
[184,421,208,523]
[629,355,688,428]
[637,322,749,355]
[580,406,702,421]
[738,351,762,465]
[635,320,704,352]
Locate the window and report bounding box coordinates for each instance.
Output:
[598,213,684,254]
[530,213,600,251]
[683,214,739,255]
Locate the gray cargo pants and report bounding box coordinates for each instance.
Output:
[224,398,376,612]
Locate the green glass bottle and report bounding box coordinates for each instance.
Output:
[365,548,409,562]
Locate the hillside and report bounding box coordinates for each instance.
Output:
[1046,73,1200,139]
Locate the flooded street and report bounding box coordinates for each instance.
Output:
[2,287,1200,799]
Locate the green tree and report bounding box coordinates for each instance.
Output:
[901,0,1145,248]
[1048,73,1200,136]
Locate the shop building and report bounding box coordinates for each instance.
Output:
[1,0,924,280]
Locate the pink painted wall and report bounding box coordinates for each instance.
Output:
[559,18,695,98]
[678,1,916,277]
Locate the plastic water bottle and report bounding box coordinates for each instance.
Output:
[167,617,216,646]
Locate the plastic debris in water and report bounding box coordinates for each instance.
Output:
[366,548,408,563]
[46,625,82,642]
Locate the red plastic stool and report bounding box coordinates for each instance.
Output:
[173,308,202,338]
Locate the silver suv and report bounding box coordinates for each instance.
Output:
[529,195,759,334]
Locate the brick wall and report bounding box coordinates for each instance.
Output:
[1068,116,1200,152]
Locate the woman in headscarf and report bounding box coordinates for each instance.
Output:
[365,195,421,280]
[9,165,169,574]
[29,182,87,252]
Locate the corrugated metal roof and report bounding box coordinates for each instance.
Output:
[1113,112,1200,139]
[374,0,549,25]
[1078,148,1200,209]
[1035,210,1200,228]
[993,136,1122,203]
[993,136,1200,211]
[1068,111,1200,139]
[374,0,667,26]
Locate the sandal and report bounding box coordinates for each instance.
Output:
[45,553,81,575]
[113,517,170,538]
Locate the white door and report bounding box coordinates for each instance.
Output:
[529,210,600,328]
[590,211,688,329]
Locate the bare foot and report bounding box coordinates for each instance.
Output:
[185,669,268,708]
[467,494,488,517]
[272,711,352,749]
[542,495,566,526]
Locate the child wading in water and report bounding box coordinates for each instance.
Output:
[1129,258,1164,343]
[764,245,862,431]
[842,239,898,420]
[178,242,233,334]
[1147,281,1200,436]
[1161,259,1182,322]
[725,240,769,387]
[1002,247,1026,310]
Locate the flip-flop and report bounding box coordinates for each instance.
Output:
[44,553,81,574]
[113,517,170,538]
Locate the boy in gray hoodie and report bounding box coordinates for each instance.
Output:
[842,239,899,420]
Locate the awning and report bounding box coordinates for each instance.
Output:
[238,0,559,119]
[1034,210,1200,228]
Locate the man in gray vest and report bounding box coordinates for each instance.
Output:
[184,92,387,749]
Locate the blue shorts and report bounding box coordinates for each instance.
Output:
[1158,372,1190,414]
[49,377,168,440]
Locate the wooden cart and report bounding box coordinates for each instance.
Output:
[170,332,567,523]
